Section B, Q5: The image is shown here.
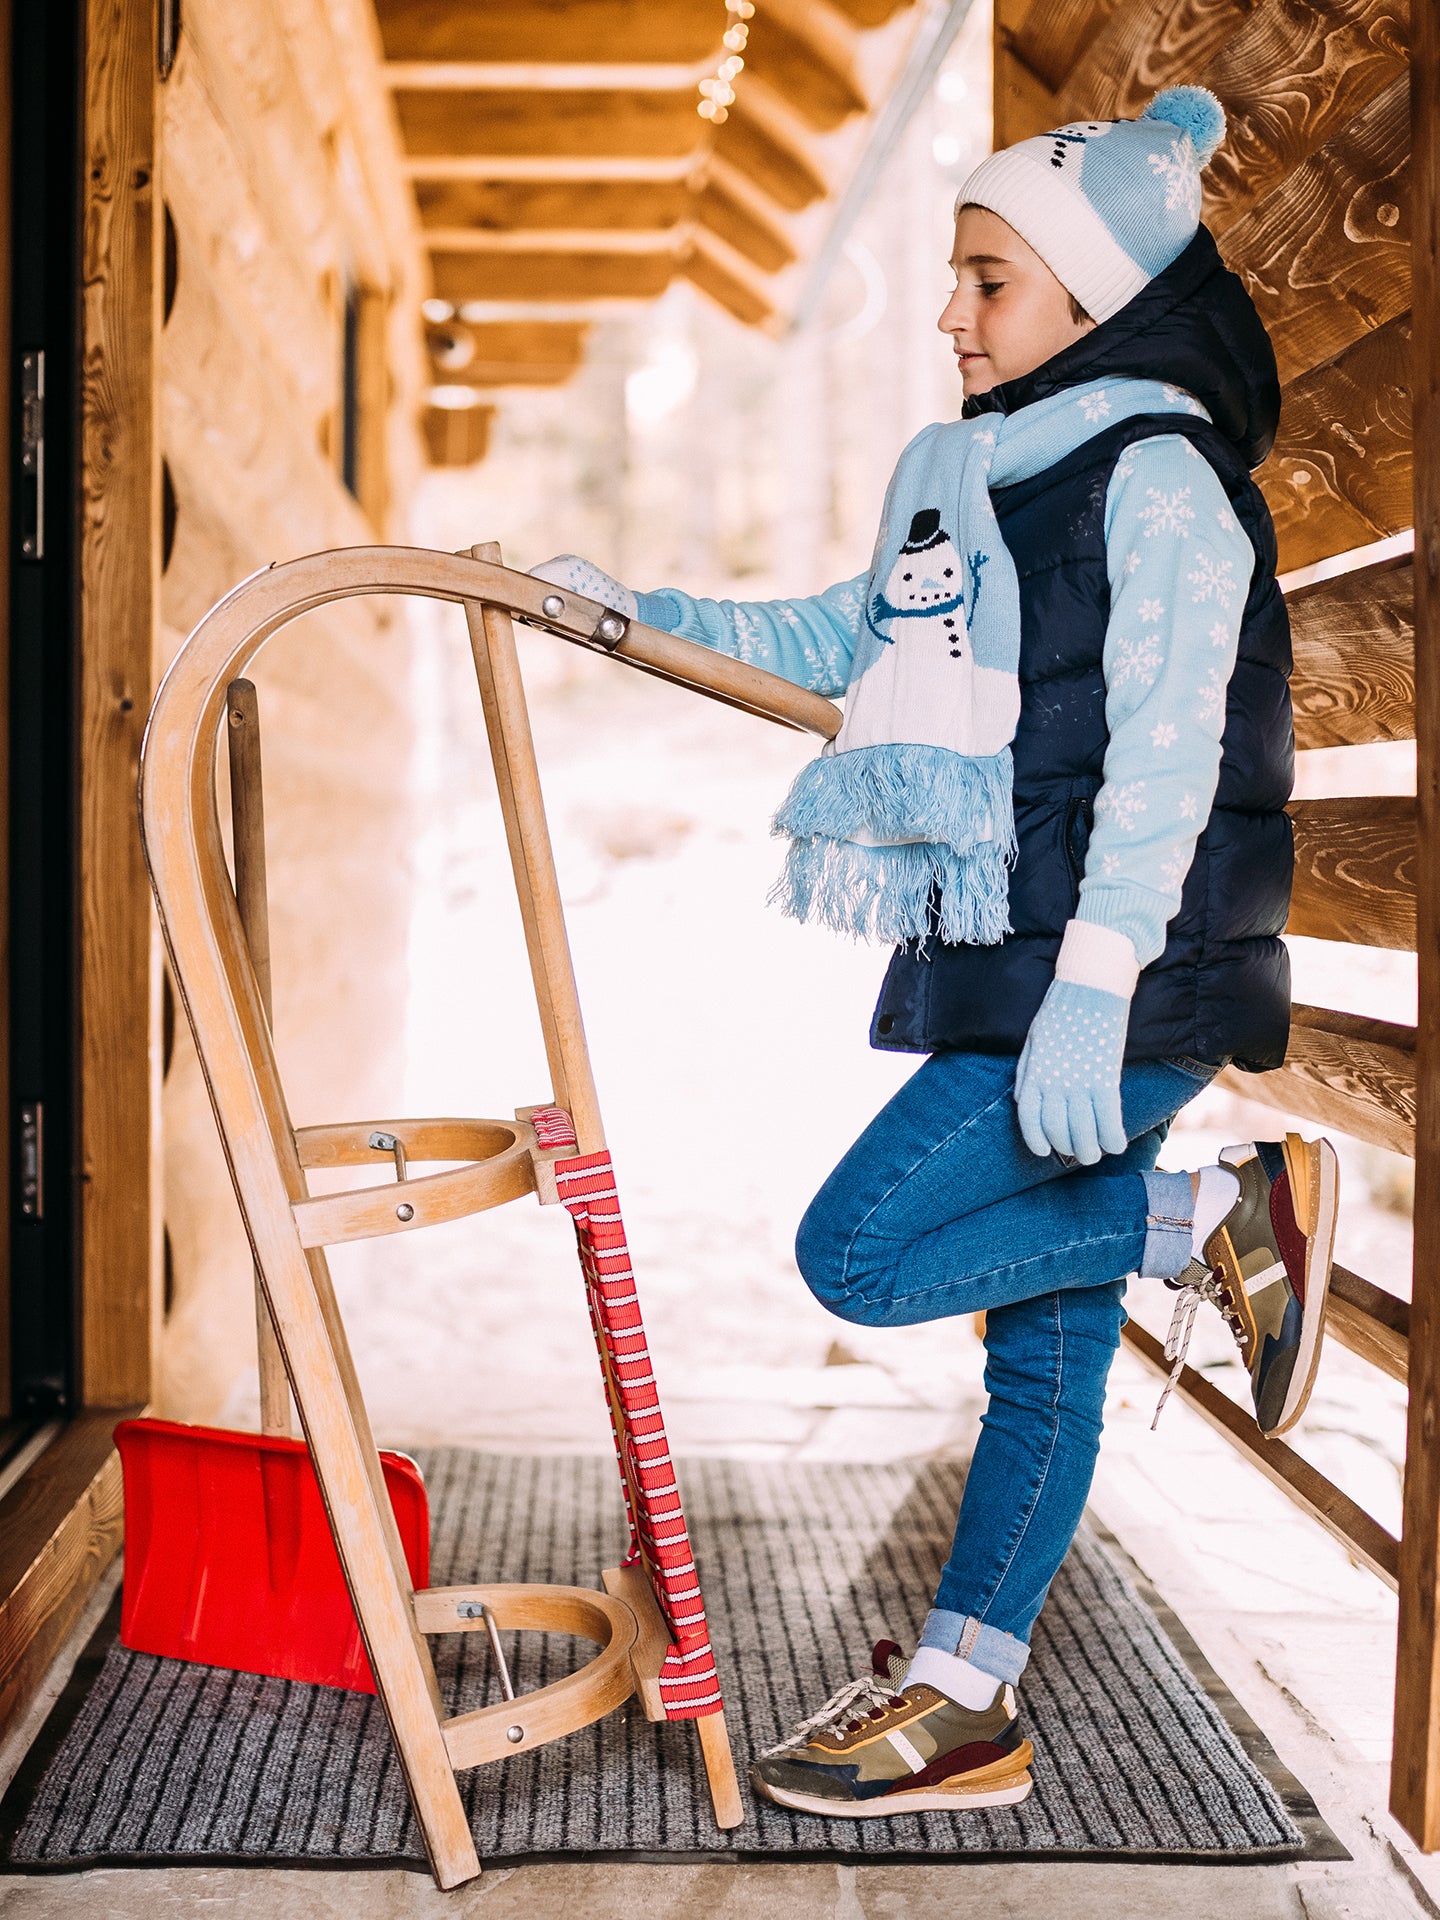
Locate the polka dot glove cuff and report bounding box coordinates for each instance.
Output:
[1014,979,1131,1165]
[529,553,638,621]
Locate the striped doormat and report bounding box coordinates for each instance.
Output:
[1,1452,1339,1869]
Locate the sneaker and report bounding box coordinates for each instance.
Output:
[1158,1134,1338,1437]
[750,1640,1033,1817]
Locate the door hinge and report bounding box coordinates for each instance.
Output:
[19,348,43,560]
[18,1101,43,1219]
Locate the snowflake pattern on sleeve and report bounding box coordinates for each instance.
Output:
[1139,488,1195,538]
[633,573,865,696]
[1077,434,1257,967]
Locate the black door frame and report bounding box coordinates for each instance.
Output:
[8,0,81,1417]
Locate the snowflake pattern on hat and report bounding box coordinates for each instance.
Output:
[956,85,1227,323]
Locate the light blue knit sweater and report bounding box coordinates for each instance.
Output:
[636,428,1255,977]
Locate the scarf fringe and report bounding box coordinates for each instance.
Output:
[774,739,1015,849]
[770,742,1017,945]
[769,836,1012,945]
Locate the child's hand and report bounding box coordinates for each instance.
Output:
[529,554,637,619]
[1014,979,1130,1165]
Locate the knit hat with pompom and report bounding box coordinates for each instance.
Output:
[955,86,1226,323]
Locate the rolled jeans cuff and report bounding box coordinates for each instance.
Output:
[918,1607,1030,1685]
[1140,1166,1195,1280]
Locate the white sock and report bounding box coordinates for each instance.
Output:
[904,1644,1006,1709]
[1191,1164,1241,1259]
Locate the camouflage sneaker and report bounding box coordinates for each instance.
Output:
[1158,1134,1338,1437]
[751,1640,1033,1817]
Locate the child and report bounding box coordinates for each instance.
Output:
[535,87,1338,1818]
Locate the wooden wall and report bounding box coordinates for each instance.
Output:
[155,0,428,1419]
[990,0,1436,1846]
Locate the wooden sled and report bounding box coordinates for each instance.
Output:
[138,541,838,1889]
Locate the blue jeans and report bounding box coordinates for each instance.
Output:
[794,1049,1217,1684]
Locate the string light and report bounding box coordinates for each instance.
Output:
[698,0,753,123]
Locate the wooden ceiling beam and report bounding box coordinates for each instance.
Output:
[414,179,690,232]
[375,0,724,65]
[429,366,582,390]
[386,61,711,90]
[683,233,775,327]
[425,318,590,388]
[422,400,495,468]
[695,178,795,273]
[743,10,867,132]
[437,319,590,358]
[386,46,863,138]
[394,88,701,160]
[441,300,655,323]
[428,361,583,389]
[405,155,699,182]
[714,96,827,211]
[423,228,685,254]
[430,248,677,303]
[706,153,801,236]
[823,0,915,24]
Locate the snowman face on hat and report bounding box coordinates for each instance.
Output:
[1043,120,1113,181]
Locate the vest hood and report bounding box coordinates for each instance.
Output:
[964,226,1280,470]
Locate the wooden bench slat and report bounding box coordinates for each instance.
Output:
[1221,1001,1416,1156]
[1121,1320,1399,1588]
[1288,553,1414,749]
[1052,0,1407,242]
[1286,795,1415,950]
[1221,75,1409,389]
[1328,1263,1409,1384]
[1198,0,1409,236]
[1262,312,1413,575]
[1053,0,1254,125]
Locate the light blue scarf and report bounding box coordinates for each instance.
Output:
[770,378,1209,945]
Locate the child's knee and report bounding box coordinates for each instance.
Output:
[795,1203,879,1325]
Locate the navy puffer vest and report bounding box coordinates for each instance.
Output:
[868,230,1294,1074]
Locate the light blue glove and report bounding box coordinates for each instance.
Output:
[1014,979,1131,1166]
[529,553,637,619]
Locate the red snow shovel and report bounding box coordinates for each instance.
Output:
[115,1417,430,1694]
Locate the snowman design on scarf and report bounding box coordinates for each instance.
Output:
[834,508,1021,758]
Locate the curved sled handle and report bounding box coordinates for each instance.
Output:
[148,544,842,746]
[515,568,844,739]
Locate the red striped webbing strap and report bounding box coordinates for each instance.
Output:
[530,1106,722,1719]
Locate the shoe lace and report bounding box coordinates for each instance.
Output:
[1151,1261,1251,1430]
[761,1670,906,1757]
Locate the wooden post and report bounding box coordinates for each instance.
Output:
[1393,1,1440,1849]
[462,543,606,1154]
[78,0,159,1406]
[461,545,743,1827]
[224,678,290,1436]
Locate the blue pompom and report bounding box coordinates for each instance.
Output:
[1142,85,1226,165]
